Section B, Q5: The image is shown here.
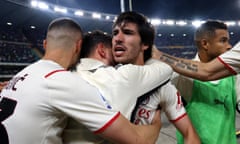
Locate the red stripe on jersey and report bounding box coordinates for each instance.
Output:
[94,112,121,134]
[170,113,187,123]
[44,69,66,78]
[177,91,181,105]
[217,57,237,75]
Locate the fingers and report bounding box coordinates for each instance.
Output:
[0,81,8,92]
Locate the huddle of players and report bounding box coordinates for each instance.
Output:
[1,10,240,144]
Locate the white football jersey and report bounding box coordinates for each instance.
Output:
[219,41,240,74]
[62,58,185,144]
[0,60,119,144]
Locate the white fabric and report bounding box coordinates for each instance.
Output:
[63,58,185,144]
[219,41,240,73]
[76,58,173,119]
[0,60,119,144]
[133,82,186,124]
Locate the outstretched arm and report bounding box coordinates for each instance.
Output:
[99,110,161,144]
[173,115,200,144]
[157,52,233,81]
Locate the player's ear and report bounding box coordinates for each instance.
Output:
[201,39,208,50]
[43,40,47,50]
[142,43,149,50]
[75,39,82,54]
[97,43,106,58]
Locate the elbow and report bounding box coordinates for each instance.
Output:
[197,74,212,81]
[195,67,215,81]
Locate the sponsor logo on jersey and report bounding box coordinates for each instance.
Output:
[100,94,112,109]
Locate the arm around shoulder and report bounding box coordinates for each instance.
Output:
[98,111,161,144]
[159,52,233,81]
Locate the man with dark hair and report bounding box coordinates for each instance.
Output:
[0,17,162,144]
[171,20,239,144]
[80,30,114,64]
[63,29,171,144]
[112,11,200,144]
[158,30,240,81]
[112,11,154,63]
[63,12,200,144]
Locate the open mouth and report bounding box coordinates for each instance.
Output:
[114,45,126,56]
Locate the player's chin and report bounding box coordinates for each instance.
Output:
[114,57,127,64]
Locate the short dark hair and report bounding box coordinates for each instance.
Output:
[194,20,228,42]
[47,17,83,36]
[80,30,112,58]
[113,11,155,61]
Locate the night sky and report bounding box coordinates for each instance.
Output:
[49,0,240,20]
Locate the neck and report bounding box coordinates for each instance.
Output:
[197,49,210,63]
[134,59,145,65]
[133,53,145,65]
[43,51,71,69]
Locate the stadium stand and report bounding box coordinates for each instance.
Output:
[0,25,44,81]
[1,23,240,81]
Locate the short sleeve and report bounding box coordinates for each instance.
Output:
[160,82,186,122]
[47,72,120,133]
[218,42,240,74]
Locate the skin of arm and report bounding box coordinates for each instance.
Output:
[157,51,233,81]
[173,115,200,144]
[158,81,200,144]
[0,81,8,92]
[99,110,161,144]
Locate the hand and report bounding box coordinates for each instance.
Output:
[0,81,8,92]
[152,47,163,60]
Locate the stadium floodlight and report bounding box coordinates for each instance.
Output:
[192,20,205,28]
[30,25,36,29]
[105,16,110,20]
[225,21,236,26]
[92,13,101,19]
[38,2,49,10]
[162,20,174,26]
[176,20,187,26]
[150,19,161,26]
[157,33,162,37]
[170,33,174,37]
[74,11,84,16]
[54,6,67,14]
[28,0,240,28]
[31,0,38,7]
[183,33,187,37]
[7,22,12,25]
[230,32,234,35]
[113,16,117,22]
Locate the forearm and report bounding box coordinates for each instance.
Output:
[174,115,200,144]
[99,113,161,144]
[183,128,200,144]
[132,123,160,144]
[159,52,231,81]
[153,49,200,79]
[159,53,200,76]
[134,110,161,144]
